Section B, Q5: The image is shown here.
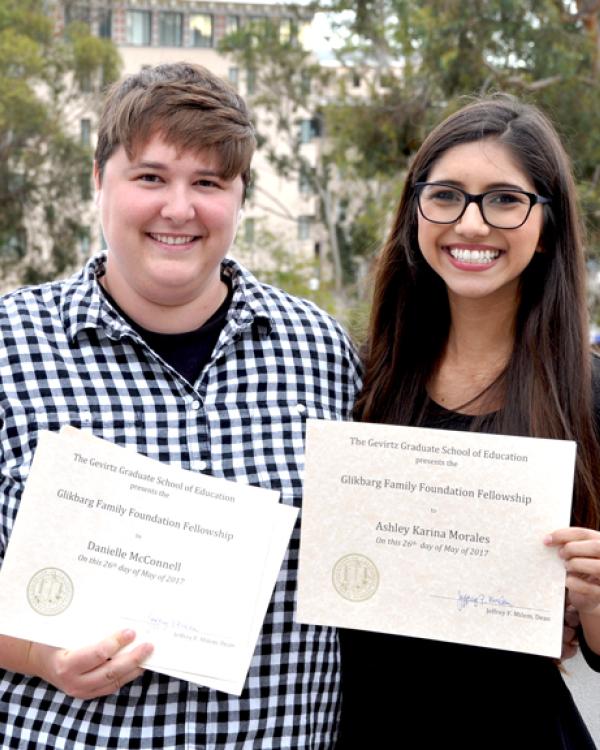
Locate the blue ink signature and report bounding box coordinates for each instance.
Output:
[457,591,513,612]
[147,616,201,634]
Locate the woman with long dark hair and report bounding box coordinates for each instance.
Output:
[338,96,600,748]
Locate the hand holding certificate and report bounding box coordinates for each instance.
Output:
[297,419,576,658]
[0,427,298,695]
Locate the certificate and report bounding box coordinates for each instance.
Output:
[0,428,297,695]
[296,419,576,657]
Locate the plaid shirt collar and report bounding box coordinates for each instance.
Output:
[62,254,273,342]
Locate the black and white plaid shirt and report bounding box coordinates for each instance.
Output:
[0,255,361,749]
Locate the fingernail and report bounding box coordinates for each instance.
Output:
[543,535,553,545]
[122,629,135,639]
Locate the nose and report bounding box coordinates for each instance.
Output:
[160,185,196,224]
[455,201,490,237]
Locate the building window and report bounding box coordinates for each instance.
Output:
[189,13,213,47]
[228,67,239,87]
[300,69,311,95]
[225,15,240,35]
[352,71,361,88]
[244,218,255,243]
[80,118,91,146]
[248,16,267,35]
[79,72,92,92]
[80,171,91,200]
[3,230,25,259]
[298,216,313,240]
[299,170,313,195]
[126,10,152,45]
[98,8,112,38]
[64,4,91,28]
[159,12,182,46]
[300,117,322,144]
[246,15,267,47]
[279,18,293,44]
[79,232,91,258]
[300,119,311,144]
[246,68,256,95]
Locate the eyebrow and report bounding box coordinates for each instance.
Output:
[428,179,529,192]
[128,161,224,177]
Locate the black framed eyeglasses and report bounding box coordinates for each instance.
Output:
[415,182,551,229]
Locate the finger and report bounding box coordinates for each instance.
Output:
[564,603,580,628]
[560,539,600,561]
[63,629,137,675]
[564,610,580,628]
[97,662,123,696]
[545,528,600,546]
[566,573,600,598]
[71,663,146,700]
[563,626,577,643]
[108,663,121,691]
[69,642,152,699]
[98,665,145,698]
[565,557,600,577]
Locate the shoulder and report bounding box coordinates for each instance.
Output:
[0,264,92,359]
[227,259,359,360]
[0,279,65,330]
[224,260,362,402]
[0,260,93,319]
[264,284,352,347]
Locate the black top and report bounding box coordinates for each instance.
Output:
[337,395,599,750]
[100,280,232,384]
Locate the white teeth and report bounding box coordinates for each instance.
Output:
[150,234,196,245]
[449,248,500,264]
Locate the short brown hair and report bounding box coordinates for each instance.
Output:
[95,62,256,199]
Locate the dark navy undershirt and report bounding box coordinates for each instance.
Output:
[100,280,232,385]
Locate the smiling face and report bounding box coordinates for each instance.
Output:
[416,138,544,309]
[94,133,244,332]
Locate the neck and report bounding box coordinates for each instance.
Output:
[445,292,516,366]
[100,268,229,334]
[428,291,517,414]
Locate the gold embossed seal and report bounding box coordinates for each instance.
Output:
[332,553,379,602]
[27,568,74,616]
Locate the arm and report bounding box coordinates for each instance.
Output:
[0,629,153,699]
[545,528,600,657]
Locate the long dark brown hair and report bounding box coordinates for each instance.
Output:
[355,95,600,530]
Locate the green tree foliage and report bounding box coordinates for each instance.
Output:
[236,220,337,311]
[0,0,120,284]
[221,17,363,299]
